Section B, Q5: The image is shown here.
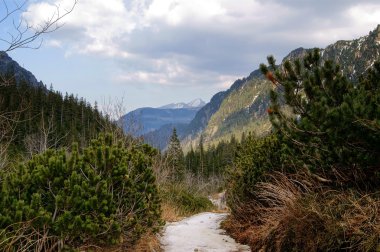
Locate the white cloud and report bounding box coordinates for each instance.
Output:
[23,0,139,57]
[20,0,380,92]
[217,75,241,89]
[347,3,380,27]
[145,0,226,26]
[115,58,197,87]
[22,0,295,58]
[45,39,62,48]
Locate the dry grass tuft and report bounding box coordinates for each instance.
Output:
[77,232,162,252]
[129,232,162,252]
[161,203,182,222]
[224,172,380,252]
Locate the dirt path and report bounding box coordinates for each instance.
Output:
[160,212,251,252]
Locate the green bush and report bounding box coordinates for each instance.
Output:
[260,50,380,188]
[160,183,214,216]
[226,134,281,212]
[0,134,162,250]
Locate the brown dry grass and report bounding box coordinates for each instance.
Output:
[223,172,380,252]
[78,231,162,252]
[129,232,162,252]
[161,202,183,222]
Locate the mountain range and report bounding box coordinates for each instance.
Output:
[3,24,380,152]
[120,99,205,143]
[129,25,380,151]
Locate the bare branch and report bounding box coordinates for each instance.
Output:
[0,0,77,52]
[0,0,27,24]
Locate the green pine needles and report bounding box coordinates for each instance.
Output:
[0,134,162,251]
[260,49,380,188]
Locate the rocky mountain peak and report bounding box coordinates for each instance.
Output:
[282,47,309,63]
[280,25,380,81]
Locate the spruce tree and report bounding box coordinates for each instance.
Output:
[165,128,185,181]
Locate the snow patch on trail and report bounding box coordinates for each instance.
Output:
[160,212,251,252]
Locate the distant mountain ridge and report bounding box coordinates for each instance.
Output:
[120,99,205,145]
[159,98,205,109]
[0,52,43,87]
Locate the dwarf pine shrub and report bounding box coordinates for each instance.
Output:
[0,134,162,250]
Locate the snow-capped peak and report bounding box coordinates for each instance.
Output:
[187,98,205,108]
[159,98,206,109]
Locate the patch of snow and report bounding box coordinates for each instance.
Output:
[321,49,325,57]
[357,37,366,51]
[365,61,375,72]
[159,102,187,109]
[251,95,259,104]
[160,212,251,252]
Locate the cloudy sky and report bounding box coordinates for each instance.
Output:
[2,0,380,112]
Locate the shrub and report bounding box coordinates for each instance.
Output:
[0,134,162,251]
[160,183,214,216]
[225,51,380,251]
[260,50,380,188]
[226,134,281,214]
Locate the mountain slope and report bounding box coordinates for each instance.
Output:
[0,52,43,87]
[184,69,263,137]
[0,52,109,153]
[181,25,380,150]
[202,78,272,145]
[143,123,188,151]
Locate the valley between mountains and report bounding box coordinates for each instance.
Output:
[0,13,379,251]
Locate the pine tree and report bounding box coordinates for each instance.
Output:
[260,49,380,188]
